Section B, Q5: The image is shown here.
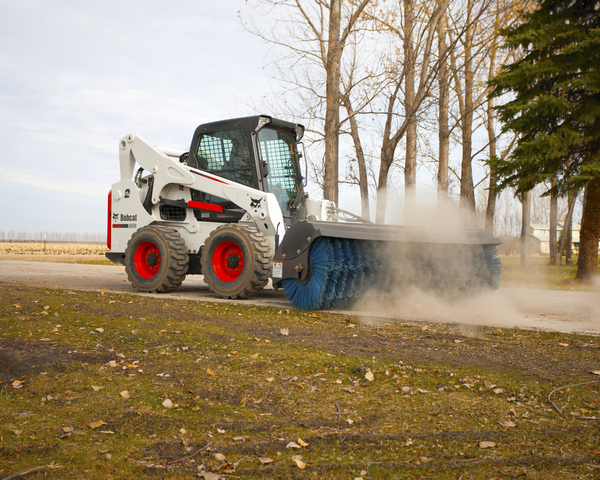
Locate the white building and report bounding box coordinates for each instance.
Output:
[530,223,581,254]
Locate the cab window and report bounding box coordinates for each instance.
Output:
[195,128,254,187]
[257,128,301,217]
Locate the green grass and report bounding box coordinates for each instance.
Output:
[1,285,599,479]
[499,255,599,290]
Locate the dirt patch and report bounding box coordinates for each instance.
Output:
[0,339,115,383]
[0,282,597,385]
[226,320,599,382]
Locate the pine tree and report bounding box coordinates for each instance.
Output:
[490,0,600,279]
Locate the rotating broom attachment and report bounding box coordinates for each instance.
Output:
[282,237,503,311]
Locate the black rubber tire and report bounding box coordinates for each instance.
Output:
[125,225,189,293]
[201,224,272,299]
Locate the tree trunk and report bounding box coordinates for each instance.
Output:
[345,102,370,221]
[576,178,600,280]
[484,24,498,234]
[437,12,450,203]
[460,0,476,225]
[323,0,342,205]
[565,192,576,266]
[376,158,392,223]
[549,180,558,265]
[404,0,417,220]
[520,190,531,267]
[376,85,401,225]
[557,193,576,266]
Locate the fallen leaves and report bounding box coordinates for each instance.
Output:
[292,455,306,469]
[89,420,107,429]
[479,441,496,449]
[198,472,221,480]
[11,380,25,389]
[297,438,309,447]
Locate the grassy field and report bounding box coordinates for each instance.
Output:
[499,255,599,291]
[1,284,599,479]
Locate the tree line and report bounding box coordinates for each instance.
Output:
[0,231,107,243]
[242,0,599,279]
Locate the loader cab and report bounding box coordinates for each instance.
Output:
[189,116,305,219]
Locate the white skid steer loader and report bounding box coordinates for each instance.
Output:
[107,115,501,310]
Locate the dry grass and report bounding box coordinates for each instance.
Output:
[0,243,107,256]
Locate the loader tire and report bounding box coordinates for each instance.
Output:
[125,225,189,293]
[201,224,272,299]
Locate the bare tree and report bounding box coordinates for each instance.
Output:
[520,190,530,267]
[549,178,558,265]
[437,10,450,202]
[445,0,498,225]
[483,11,498,234]
[369,0,451,223]
[242,0,372,206]
[557,192,577,266]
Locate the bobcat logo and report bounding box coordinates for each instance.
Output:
[250,197,263,209]
[112,212,119,220]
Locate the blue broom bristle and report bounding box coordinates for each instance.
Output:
[282,237,334,310]
[338,240,360,306]
[484,244,502,289]
[283,236,502,310]
[321,238,346,308]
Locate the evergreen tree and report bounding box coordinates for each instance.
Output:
[490,0,600,279]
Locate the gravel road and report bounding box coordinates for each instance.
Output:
[1,258,598,335]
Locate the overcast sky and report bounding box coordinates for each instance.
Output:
[0,0,282,237]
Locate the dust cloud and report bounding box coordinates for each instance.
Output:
[351,272,600,335]
[349,198,600,335]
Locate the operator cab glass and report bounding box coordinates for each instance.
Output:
[257,128,302,218]
[194,128,254,187]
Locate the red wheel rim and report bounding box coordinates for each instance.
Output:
[134,240,161,279]
[212,240,244,282]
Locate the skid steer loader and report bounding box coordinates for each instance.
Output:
[107,115,501,310]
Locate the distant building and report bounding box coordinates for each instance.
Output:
[530,223,581,254]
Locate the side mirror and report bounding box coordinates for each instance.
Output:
[261,160,269,178]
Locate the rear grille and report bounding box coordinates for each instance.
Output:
[160,204,186,221]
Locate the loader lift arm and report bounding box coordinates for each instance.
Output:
[116,133,284,252]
